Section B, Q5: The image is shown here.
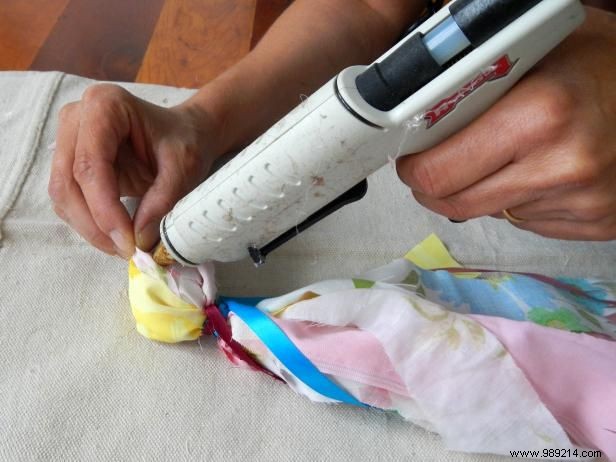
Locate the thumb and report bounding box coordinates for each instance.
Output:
[133,170,190,251]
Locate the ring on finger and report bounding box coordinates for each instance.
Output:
[502,208,526,223]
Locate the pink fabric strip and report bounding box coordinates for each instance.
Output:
[273,318,409,401]
[472,314,616,459]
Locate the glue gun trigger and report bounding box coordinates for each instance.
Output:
[248,179,369,267]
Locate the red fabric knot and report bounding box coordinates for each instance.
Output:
[203,304,283,382]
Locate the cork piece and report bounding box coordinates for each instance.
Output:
[152,242,175,266]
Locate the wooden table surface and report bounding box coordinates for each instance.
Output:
[1,1,612,89]
[0,0,290,88]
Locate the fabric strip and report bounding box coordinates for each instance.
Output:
[224,299,366,407]
[203,304,281,381]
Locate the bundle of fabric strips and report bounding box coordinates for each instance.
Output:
[128,234,616,459]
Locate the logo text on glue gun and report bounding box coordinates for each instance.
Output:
[424,55,518,129]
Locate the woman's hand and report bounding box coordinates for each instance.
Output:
[46,0,421,259]
[396,8,616,240]
[49,84,223,258]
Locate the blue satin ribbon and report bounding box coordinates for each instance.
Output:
[220,298,366,407]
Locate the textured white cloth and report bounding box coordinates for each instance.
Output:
[0,71,614,461]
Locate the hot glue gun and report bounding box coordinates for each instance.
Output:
[155,0,585,266]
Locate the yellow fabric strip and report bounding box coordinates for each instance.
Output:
[128,260,205,343]
[404,233,462,269]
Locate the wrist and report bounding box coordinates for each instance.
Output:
[177,69,255,159]
[172,93,227,161]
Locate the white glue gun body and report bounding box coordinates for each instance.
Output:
[160,0,585,266]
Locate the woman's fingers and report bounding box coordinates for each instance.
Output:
[401,68,616,241]
[397,112,512,200]
[506,181,616,222]
[133,140,208,251]
[396,72,560,200]
[49,83,220,258]
[49,103,118,256]
[511,216,616,241]
[412,160,551,221]
[133,168,186,251]
[73,85,136,258]
[397,79,568,220]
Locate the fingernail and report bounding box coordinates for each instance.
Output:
[136,222,160,251]
[448,218,467,223]
[110,230,134,259]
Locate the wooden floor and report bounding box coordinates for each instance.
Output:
[0,0,291,88]
[0,1,612,89]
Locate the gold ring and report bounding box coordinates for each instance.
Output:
[502,208,525,223]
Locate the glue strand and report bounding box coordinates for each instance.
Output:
[388,113,425,167]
